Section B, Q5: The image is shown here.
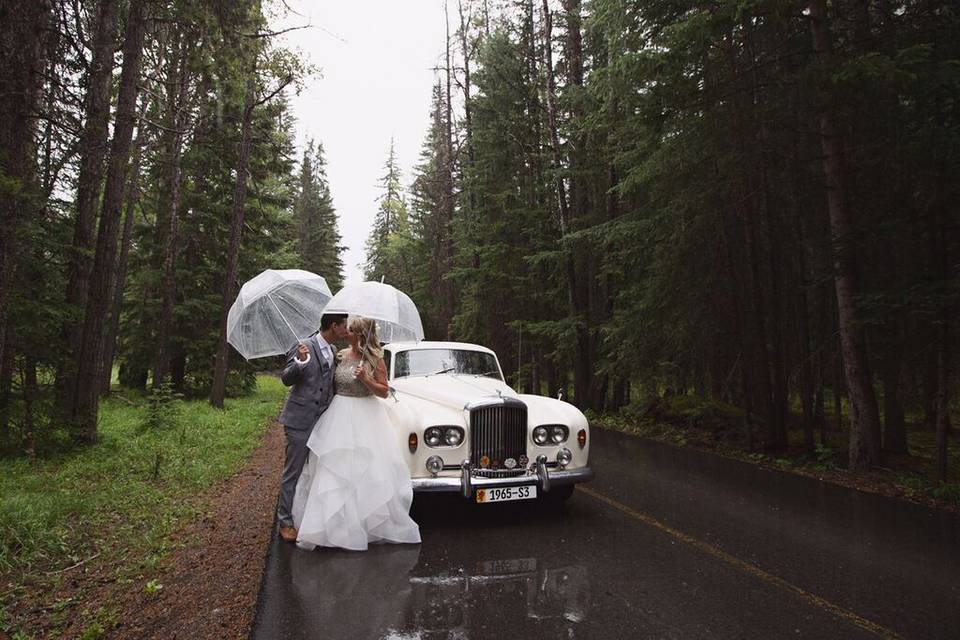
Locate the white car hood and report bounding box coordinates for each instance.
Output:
[391,374,518,411]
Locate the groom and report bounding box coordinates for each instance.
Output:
[276,312,349,542]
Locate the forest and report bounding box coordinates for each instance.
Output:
[0,0,957,482]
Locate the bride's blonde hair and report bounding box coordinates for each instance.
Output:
[349,316,383,367]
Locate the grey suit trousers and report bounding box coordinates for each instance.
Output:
[277,425,311,527]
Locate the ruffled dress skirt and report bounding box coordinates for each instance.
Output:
[292,394,421,551]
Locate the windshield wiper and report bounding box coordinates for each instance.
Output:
[428,366,457,375]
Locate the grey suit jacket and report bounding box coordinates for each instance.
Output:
[278,334,336,431]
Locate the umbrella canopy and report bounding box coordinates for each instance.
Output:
[322,281,424,343]
[227,269,333,359]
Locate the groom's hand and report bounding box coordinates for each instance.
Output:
[296,343,309,362]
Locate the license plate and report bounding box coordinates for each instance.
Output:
[476,558,537,575]
[475,485,537,503]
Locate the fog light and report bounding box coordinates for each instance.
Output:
[444,428,463,446]
[556,447,572,467]
[533,426,549,445]
[426,455,443,476]
[577,429,586,448]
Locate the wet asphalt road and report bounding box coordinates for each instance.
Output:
[250,429,960,639]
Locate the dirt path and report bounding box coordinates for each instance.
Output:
[61,421,285,639]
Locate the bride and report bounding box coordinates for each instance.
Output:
[291,316,421,551]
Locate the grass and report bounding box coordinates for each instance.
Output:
[0,375,286,637]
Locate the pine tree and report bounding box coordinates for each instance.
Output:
[363,140,410,282]
[295,141,345,290]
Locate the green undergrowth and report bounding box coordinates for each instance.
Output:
[0,375,286,637]
[593,394,960,510]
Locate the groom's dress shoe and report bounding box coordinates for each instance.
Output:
[279,525,298,542]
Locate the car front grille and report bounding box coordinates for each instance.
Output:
[469,400,527,470]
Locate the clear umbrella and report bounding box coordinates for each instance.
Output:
[227,269,333,359]
[322,280,425,343]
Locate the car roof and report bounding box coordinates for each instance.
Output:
[384,340,497,356]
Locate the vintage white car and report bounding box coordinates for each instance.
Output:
[381,341,594,504]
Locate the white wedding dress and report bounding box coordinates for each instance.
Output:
[292,350,421,551]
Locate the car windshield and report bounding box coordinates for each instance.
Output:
[393,349,502,380]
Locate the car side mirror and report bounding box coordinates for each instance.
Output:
[556,389,564,401]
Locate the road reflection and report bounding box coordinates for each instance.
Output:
[289,543,589,639]
[290,544,421,638]
[385,556,590,638]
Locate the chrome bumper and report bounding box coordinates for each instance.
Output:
[412,457,594,498]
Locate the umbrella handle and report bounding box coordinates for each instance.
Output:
[267,293,302,344]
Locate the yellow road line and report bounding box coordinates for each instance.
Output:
[579,485,903,640]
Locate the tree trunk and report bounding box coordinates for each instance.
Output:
[72,0,148,441]
[441,1,457,338]
[759,145,789,449]
[921,348,938,432]
[22,356,37,457]
[742,164,776,449]
[0,0,50,379]
[100,106,148,396]
[611,378,628,413]
[881,317,907,454]
[808,0,882,470]
[57,0,121,415]
[791,162,815,451]
[834,335,844,433]
[797,282,815,451]
[210,77,257,408]
[532,352,542,396]
[170,346,186,391]
[457,0,475,182]
[153,41,191,387]
[934,320,951,481]
[0,329,15,449]
[562,0,598,411]
[541,0,583,408]
[815,281,830,446]
[722,27,776,448]
[815,372,827,447]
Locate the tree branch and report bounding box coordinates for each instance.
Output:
[253,74,294,109]
[240,23,312,39]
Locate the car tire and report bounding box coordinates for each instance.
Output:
[543,484,574,503]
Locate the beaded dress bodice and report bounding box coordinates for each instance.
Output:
[334,351,372,397]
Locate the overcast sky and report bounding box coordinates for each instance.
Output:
[277,1,451,287]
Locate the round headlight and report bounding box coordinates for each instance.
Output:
[550,425,567,444]
[444,428,463,446]
[556,447,572,467]
[426,455,443,476]
[533,426,549,445]
[425,427,442,447]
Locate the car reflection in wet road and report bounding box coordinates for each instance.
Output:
[392,558,589,638]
